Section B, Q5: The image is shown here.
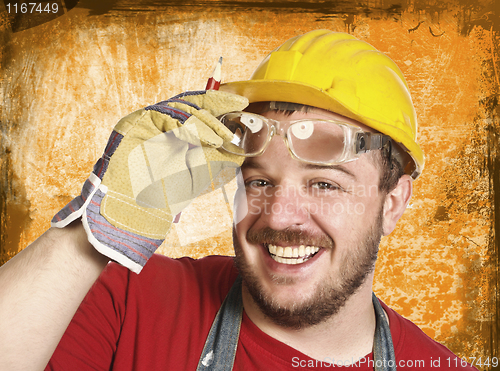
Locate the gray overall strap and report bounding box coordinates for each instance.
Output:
[196,276,396,371]
[196,276,243,371]
[372,292,397,371]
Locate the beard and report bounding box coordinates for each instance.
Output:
[233,210,383,330]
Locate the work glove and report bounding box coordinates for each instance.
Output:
[51,90,248,273]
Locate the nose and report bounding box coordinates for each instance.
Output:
[258,183,310,231]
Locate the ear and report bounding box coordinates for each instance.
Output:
[382,174,413,236]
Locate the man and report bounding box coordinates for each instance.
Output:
[0,30,476,370]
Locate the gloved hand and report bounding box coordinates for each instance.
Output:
[51,90,248,273]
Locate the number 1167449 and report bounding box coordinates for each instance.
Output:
[6,2,59,14]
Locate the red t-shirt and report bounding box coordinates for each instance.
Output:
[47,254,477,370]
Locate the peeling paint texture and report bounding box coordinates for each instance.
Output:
[1,0,499,365]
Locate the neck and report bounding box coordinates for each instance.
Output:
[242,274,376,363]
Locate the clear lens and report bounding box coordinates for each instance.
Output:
[288,121,348,163]
[239,113,264,133]
[220,113,270,155]
[290,121,314,139]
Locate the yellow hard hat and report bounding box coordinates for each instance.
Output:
[220,29,424,179]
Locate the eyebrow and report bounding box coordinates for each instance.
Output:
[303,163,357,179]
[241,159,264,170]
[241,159,357,180]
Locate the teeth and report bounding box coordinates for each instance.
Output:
[267,244,320,265]
[269,245,276,255]
[299,245,305,256]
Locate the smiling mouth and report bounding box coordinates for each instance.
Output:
[266,243,321,265]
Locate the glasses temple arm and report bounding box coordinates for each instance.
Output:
[355,133,392,153]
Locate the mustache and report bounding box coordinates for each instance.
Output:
[246,227,334,249]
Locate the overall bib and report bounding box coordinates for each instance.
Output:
[196,276,397,371]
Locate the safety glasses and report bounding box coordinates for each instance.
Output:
[219,112,392,165]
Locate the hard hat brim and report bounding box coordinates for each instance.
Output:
[221,80,356,121]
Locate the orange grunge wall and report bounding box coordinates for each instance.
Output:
[1,0,499,366]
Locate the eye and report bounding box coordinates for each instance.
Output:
[240,114,264,133]
[291,121,314,139]
[311,181,343,192]
[246,179,272,189]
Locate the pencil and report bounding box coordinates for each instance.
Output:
[205,56,223,90]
